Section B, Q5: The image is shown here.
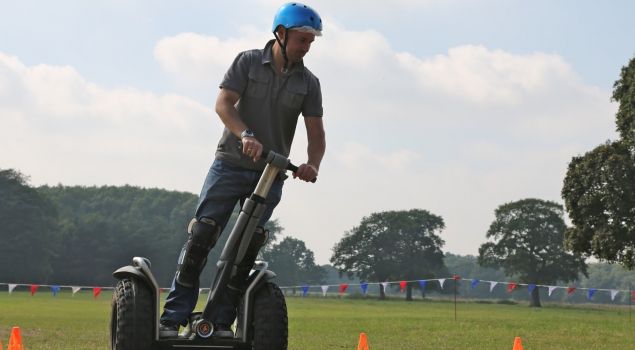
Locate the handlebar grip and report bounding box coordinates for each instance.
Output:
[262,151,317,183]
[287,162,317,183]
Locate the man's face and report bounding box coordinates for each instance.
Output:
[283,29,315,63]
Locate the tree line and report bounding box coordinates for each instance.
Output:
[0,170,325,288]
[1,169,633,305]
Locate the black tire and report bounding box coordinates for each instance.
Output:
[252,282,288,350]
[110,278,154,350]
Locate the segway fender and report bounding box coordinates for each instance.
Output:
[113,265,151,286]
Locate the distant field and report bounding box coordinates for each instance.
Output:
[0,291,633,349]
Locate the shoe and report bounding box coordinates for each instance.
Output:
[159,320,179,338]
[213,324,234,338]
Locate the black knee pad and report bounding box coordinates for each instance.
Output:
[176,217,221,288]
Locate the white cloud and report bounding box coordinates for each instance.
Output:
[154,29,270,85]
[0,52,220,192]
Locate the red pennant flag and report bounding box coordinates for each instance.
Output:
[399,281,407,292]
[338,284,348,294]
[631,291,635,301]
[30,284,39,296]
[507,283,517,293]
[453,275,461,281]
[93,287,102,299]
[567,287,576,295]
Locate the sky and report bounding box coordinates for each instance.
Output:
[1,0,633,264]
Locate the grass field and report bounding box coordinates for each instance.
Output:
[0,291,633,349]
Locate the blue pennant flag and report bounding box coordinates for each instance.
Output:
[301,285,309,297]
[587,288,597,300]
[528,284,536,294]
[471,279,479,289]
[51,285,61,296]
[360,282,369,295]
[418,280,427,290]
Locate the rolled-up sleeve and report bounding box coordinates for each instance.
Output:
[302,76,323,117]
[220,51,250,95]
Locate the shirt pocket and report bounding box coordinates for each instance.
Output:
[245,69,270,98]
[281,79,308,110]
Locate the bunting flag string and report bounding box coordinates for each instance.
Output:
[1,277,633,303]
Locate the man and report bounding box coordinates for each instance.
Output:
[159,2,325,338]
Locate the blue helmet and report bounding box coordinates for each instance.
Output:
[272,3,322,36]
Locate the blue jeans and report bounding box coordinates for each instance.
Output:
[161,159,284,326]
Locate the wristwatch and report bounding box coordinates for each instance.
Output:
[240,129,255,139]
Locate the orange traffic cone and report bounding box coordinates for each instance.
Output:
[512,336,523,350]
[8,326,25,350]
[357,332,370,350]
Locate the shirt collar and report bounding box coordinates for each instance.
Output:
[262,39,305,73]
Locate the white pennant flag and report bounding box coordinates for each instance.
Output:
[321,285,329,297]
[610,290,619,301]
[8,284,17,294]
[381,282,389,294]
[72,287,81,295]
[438,279,446,289]
[548,286,558,296]
[489,281,498,292]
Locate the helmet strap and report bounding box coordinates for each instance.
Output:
[274,27,290,74]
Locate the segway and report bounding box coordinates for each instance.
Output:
[110,151,310,350]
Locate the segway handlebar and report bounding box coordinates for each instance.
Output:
[262,150,317,183]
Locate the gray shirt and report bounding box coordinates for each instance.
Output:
[215,40,323,171]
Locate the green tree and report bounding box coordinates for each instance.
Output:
[262,237,326,287]
[613,55,635,146]
[330,209,446,300]
[0,169,59,283]
[40,185,198,286]
[562,55,635,269]
[478,199,587,307]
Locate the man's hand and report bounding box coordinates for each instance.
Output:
[241,136,263,162]
[293,163,318,182]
